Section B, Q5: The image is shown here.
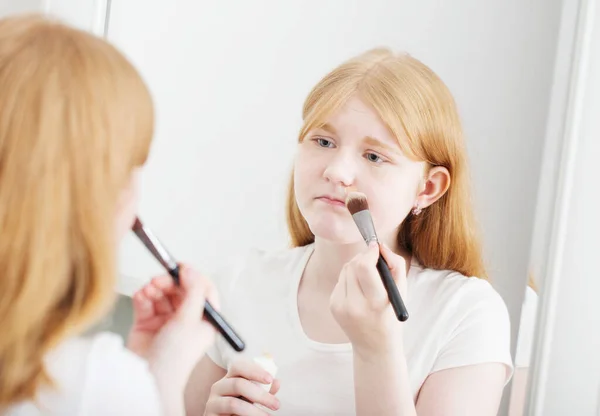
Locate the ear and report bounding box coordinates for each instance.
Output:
[414,166,451,210]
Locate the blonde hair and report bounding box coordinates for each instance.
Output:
[287,48,487,279]
[0,14,153,406]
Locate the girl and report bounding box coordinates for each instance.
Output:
[137,48,513,415]
[0,14,217,415]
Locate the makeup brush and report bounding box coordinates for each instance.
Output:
[345,191,409,322]
[131,217,246,352]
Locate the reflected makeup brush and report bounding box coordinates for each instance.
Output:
[345,190,409,322]
[131,217,246,352]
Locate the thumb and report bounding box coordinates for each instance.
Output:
[379,243,406,282]
[366,240,381,263]
[175,265,208,322]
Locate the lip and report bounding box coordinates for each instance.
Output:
[316,195,346,207]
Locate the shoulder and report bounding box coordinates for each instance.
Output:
[410,264,511,354]
[9,333,162,416]
[413,265,513,379]
[81,332,162,415]
[411,263,509,320]
[70,333,162,415]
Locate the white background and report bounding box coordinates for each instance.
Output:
[0,0,41,16]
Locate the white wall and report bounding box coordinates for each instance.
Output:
[0,0,107,34]
[42,0,107,35]
[0,0,43,16]
[527,1,600,414]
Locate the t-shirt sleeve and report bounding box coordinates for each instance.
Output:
[79,332,163,416]
[431,281,514,383]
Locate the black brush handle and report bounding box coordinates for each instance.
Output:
[376,255,409,322]
[169,265,246,352]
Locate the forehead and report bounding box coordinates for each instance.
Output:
[318,96,399,147]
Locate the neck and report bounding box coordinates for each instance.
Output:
[303,233,410,294]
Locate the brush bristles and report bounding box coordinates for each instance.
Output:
[132,217,143,232]
[345,191,369,215]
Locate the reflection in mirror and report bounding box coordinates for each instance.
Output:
[107,1,564,415]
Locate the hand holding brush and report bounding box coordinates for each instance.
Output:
[345,190,409,322]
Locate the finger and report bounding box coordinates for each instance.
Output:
[203,276,220,310]
[132,314,171,332]
[176,265,209,321]
[146,275,182,302]
[227,359,274,385]
[269,378,281,395]
[166,291,184,311]
[345,268,364,302]
[379,243,407,282]
[355,265,388,303]
[132,290,154,321]
[148,275,178,292]
[207,396,271,416]
[365,240,381,262]
[350,244,385,300]
[145,282,175,316]
[213,378,279,411]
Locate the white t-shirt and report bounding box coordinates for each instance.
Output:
[6,332,163,416]
[207,244,514,415]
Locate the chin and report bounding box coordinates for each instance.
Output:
[298,199,364,243]
[305,216,364,245]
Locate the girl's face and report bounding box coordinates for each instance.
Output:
[293,95,427,246]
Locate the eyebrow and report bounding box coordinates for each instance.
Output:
[364,136,402,155]
[318,123,337,135]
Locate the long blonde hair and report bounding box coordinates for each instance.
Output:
[287,48,487,279]
[0,14,153,406]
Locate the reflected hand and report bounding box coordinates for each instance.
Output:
[330,242,408,358]
[205,357,281,416]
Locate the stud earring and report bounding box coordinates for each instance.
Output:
[412,203,422,216]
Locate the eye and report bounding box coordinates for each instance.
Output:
[365,152,385,164]
[315,137,335,148]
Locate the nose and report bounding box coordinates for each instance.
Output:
[322,151,356,187]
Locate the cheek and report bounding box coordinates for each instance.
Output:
[372,188,412,226]
[115,171,141,239]
[366,170,420,228]
[293,146,322,196]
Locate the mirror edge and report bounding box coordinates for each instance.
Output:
[523,0,596,414]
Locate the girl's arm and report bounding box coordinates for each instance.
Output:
[354,348,506,416]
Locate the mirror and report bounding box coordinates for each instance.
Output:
[37,0,584,414]
[508,0,598,414]
[106,1,563,415]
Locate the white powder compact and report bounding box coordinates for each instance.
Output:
[253,353,278,392]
